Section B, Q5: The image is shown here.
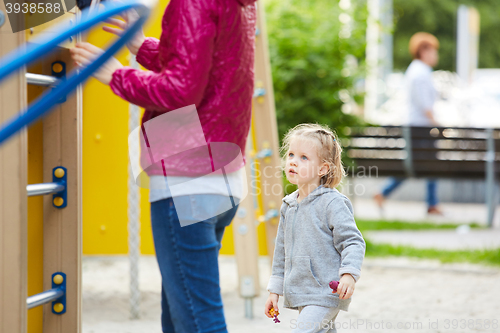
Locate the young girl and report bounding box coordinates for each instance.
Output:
[264,123,366,332]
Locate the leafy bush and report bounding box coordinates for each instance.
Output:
[264,0,368,145]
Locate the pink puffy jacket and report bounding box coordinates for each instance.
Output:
[110,0,257,178]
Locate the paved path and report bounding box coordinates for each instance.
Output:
[352,197,500,228]
[351,198,500,251]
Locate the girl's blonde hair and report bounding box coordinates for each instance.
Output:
[279,123,346,188]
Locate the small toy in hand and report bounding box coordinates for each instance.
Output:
[269,308,280,323]
[329,280,339,293]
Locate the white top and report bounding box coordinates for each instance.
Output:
[404,59,438,126]
[148,167,246,202]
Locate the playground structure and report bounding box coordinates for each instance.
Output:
[0,0,282,331]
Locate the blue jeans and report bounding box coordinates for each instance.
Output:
[150,194,240,333]
[381,177,438,208]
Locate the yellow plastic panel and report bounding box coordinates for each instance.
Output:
[81,0,269,256]
[83,0,169,255]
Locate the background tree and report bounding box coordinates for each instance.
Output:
[264,0,368,141]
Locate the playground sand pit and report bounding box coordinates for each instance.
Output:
[83,255,500,333]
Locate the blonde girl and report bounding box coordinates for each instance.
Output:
[264,123,366,333]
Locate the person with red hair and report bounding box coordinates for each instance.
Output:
[374,32,443,215]
[407,32,440,126]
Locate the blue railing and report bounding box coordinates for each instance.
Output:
[0,0,153,145]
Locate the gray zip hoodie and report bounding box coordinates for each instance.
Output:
[266,185,366,312]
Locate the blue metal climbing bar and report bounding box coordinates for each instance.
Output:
[0,0,153,145]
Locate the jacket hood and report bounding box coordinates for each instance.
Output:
[236,0,257,6]
[283,185,336,206]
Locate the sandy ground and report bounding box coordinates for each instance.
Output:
[82,255,500,333]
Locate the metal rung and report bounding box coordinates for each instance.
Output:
[27,287,64,309]
[253,87,266,98]
[27,182,65,197]
[26,73,59,87]
[255,148,272,159]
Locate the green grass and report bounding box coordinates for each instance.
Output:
[356,219,499,267]
[364,238,500,268]
[356,219,484,231]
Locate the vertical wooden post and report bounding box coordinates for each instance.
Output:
[42,48,82,333]
[252,2,283,265]
[0,4,28,333]
[233,126,262,318]
[233,1,283,318]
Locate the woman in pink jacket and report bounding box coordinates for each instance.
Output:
[71,0,257,332]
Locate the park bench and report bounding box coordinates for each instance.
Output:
[343,125,500,227]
